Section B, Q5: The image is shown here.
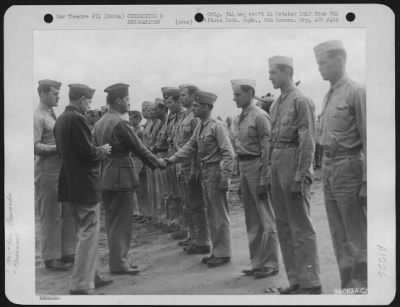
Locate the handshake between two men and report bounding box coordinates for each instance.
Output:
[155,157,229,192]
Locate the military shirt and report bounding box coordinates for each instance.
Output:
[174,109,201,150]
[173,108,201,171]
[169,109,185,154]
[236,104,271,185]
[269,85,315,182]
[34,104,58,157]
[153,115,169,153]
[170,117,234,181]
[143,119,161,150]
[319,75,366,181]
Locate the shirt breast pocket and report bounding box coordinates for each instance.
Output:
[248,126,258,138]
[198,135,212,154]
[332,102,351,132]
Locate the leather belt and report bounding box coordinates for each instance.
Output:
[272,142,298,149]
[238,154,260,161]
[200,161,220,167]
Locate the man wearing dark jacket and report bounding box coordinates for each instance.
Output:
[54,83,112,295]
[94,83,166,275]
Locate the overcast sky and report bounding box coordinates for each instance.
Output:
[34,28,365,119]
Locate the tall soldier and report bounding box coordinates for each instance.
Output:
[145,103,163,222]
[174,84,210,254]
[267,56,321,294]
[152,98,171,226]
[231,79,280,279]
[165,90,234,267]
[128,110,145,218]
[94,83,166,275]
[141,101,155,221]
[163,87,186,233]
[313,40,367,289]
[34,79,76,271]
[54,83,113,295]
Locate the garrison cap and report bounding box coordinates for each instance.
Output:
[313,40,345,59]
[68,83,95,99]
[141,101,154,108]
[104,83,129,96]
[194,90,217,105]
[161,86,180,99]
[154,97,167,108]
[230,79,256,90]
[38,79,61,89]
[178,83,198,90]
[268,56,293,68]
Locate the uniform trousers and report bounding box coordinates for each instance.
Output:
[132,156,144,216]
[322,153,367,289]
[178,162,209,245]
[144,166,156,218]
[102,191,134,271]
[270,147,321,288]
[165,163,182,223]
[69,203,100,291]
[239,158,279,270]
[155,152,170,223]
[35,158,76,261]
[201,163,230,257]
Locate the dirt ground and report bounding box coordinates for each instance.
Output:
[35,169,340,295]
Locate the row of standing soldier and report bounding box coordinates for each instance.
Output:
[34,39,366,295]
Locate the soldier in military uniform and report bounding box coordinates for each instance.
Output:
[151,97,171,226]
[34,79,76,271]
[128,110,145,218]
[267,56,321,294]
[165,90,234,267]
[94,83,166,275]
[313,40,367,289]
[173,84,210,255]
[231,79,280,279]
[163,87,186,233]
[141,101,157,221]
[54,83,113,295]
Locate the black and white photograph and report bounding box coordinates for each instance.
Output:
[4,4,395,305]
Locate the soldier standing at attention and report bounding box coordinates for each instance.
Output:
[152,97,171,226]
[141,101,157,222]
[165,90,234,267]
[231,79,280,280]
[267,56,321,294]
[174,84,210,255]
[164,87,187,233]
[34,79,76,271]
[313,40,367,290]
[94,83,166,275]
[128,110,145,219]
